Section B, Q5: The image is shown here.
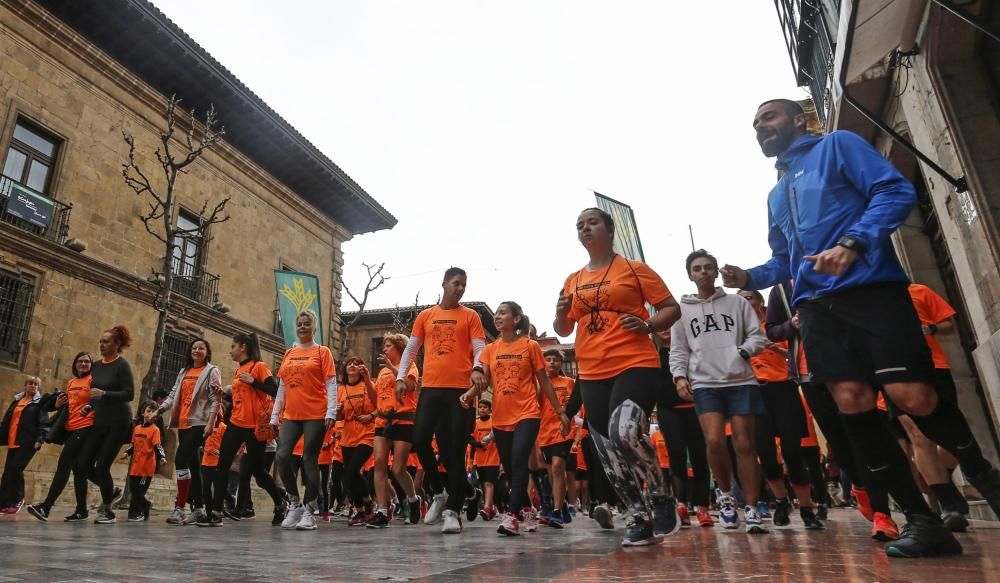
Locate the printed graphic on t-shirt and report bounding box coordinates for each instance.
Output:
[493,353,523,398]
[576,281,611,332]
[429,319,458,357]
[282,355,313,391]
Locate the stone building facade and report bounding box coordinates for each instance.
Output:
[0,0,395,503]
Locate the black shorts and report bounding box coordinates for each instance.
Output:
[565,451,577,473]
[477,466,500,485]
[798,282,934,386]
[540,440,573,464]
[758,379,807,439]
[377,423,414,444]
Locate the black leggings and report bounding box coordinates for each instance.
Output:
[0,446,36,506]
[494,418,540,513]
[341,444,374,506]
[580,434,617,506]
[276,419,325,506]
[127,475,152,516]
[77,423,130,505]
[756,381,810,486]
[319,464,331,512]
[215,425,284,512]
[801,445,826,505]
[657,406,710,507]
[238,449,275,511]
[42,428,89,509]
[175,426,206,508]
[330,461,345,506]
[412,388,475,513]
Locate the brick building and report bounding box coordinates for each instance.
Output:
[0,0,394,502]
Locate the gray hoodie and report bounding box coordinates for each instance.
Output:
[669,287,766,390]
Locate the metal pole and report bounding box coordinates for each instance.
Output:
[688,225,695,251]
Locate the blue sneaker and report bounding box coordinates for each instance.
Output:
[756,500,771,519]
[561,503,573,525]
[745,505,769,534]
[718,491,739,529]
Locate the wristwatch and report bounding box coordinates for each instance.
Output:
[644,319,655,334]
[836,235,865,253]
[927,323,939,335]
[738,348,750,360]
[472,365,484,374]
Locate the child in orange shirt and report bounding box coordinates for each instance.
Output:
[126,402,166,521]
[195,407,228,527]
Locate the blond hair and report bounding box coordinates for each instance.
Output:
[296,310,318,330]
[383,333,409,353]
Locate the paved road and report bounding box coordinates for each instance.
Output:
[1,507,997,582]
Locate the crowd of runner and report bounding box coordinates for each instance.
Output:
[2,99,999,559]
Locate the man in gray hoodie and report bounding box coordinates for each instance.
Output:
[669,249,767,533]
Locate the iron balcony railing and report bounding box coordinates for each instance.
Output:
[774,0,840,124]
[0,175,72,244]
[170,255,220,307]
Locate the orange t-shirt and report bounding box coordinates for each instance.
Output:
[908,284,956,370]
[177,366,205,430]
[64,375,94,432]
[319,425,337,465]
[481,336,545,430]
[538,375,574,447]
[562,258,672,380]
[652,430,670,469]
[230,360,273,430]
[374,363,419,428]
[129,423,162,477]
[472,415,500,467]
[800,394,819,448]
[201,421,227,467]
[278,345,337,421]
[751,343,789,383]
[576,444,588,471]
[339,380,376,448]
[412,305,486,388]
[7,396,30,448]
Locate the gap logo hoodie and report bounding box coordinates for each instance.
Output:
[669,287,767,390]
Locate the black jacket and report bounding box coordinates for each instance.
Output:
[0,392,50,447]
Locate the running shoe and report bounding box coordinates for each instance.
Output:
[852,485,873,521]
[27,502,50,522]
[183,508,203,526]
[816,504,828,520]
[64,509,89,522]
[166,507,186,525]
[756,500,771,519]
[321,511,330,522]
[296,509,317,531]
[366,511,390,529]
[651,496,680,537]
[111,487,124,505]
[441,509,463,534]
[95,509,116,524]
[127,512,145,522]
[210,511,223,527]
[240,508,257,520]
[424,492,448,525]
[561,502,573,525]
[871,512,899,541]
[567,504,577,517]
[349,510,373,527]
[621,515,663,547]
[522,508,539,532]
[968,466,1000,519]
[677,503,691,528]
[406,497,422,525]
[222,508,242,522]
[744,505,768,534]
[497,512,520,536]
[271,504,285,526]
[800,507,824,530]
[696,507,714,527]
[0,505,12,514]
[885,513,962,558]
[466,488,482,522]
[340,505,352,518]
[5,500,23,514]
[718,494,739,529]
[772,498,791,527]
[547,509,565,529]
[479,506,497,521]
[282,503,305,530]
[593,503,615,529]
[941,510,969,533]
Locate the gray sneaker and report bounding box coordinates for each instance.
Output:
[424,492,448,525]
[282,503,305,530]
[296,508,318,531]
[191,508,211,527]
[166,507,186,525]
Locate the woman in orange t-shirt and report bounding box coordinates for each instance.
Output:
[27,352,93,522]
[0,376,46,513]
[335,356,377,524]
[370,333,421,528]
[271,310,338,532]
[553,207,682,545]
[157,338,222,525]
[464,301,568,536]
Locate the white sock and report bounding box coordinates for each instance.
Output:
[407,495,419,503]
[377,507,387,515]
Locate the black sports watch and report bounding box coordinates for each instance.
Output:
[738,348,750,360]
[836,235,865,253]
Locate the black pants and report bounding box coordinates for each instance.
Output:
[801,445,826,505]
[42,428,89,509]
[756,380,810,486]
[0,446,36,506]
[580,434,617,506]
[276,419,325,506]
[657,406,710,507]
[319,464,331,512]
[215,425,283,512]
[238,449,276,512]
[341,444,374,506]
[494,418,540,513]
[412,388,475,513]
[175,426,206,508]
[330,460,345,507]
[78,423,130,505]
[128,475,152,516]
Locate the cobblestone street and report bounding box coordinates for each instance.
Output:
[1,507,998,582]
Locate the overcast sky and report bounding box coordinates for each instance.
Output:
[154,0,806,341]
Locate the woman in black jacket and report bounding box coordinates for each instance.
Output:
[0,375,48,513]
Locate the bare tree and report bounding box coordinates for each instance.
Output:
[339,261,388,357]
[391,293,421,334]
[122,94,230,404]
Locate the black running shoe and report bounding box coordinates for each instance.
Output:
[210,511,223,527]
[64,509,88,522]
[222,508,242,521]
[272,503,286,526]
[816,504,828,521]
[773,498,791,527]
[968,466,1000,519]
[366,511,390,529]
[111,487,124,505]
[621,515,663,547]
[885,513,963,558]
[27,503,50,522]
[466,489,482,522]
[95,509,116,524]
[800,507,824,530]
[941,510,969,533]
[651,496,680,537]
[406,497,421,525]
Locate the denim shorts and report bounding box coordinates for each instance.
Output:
[693,385,765,417]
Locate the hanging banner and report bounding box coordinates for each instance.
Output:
[6,183,54,228]
[274,270,324,347]
[594,192,645,262]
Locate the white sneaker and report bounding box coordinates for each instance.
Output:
[424,492,448,525]
[296,508,318,531]
[282,503,305,530]
[441,509,462,534]
[744,505,768,534]
[718,492,739,529]
[522,508,539,532]
[166,507,185,525]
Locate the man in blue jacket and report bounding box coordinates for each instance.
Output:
[721,99,999,558]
